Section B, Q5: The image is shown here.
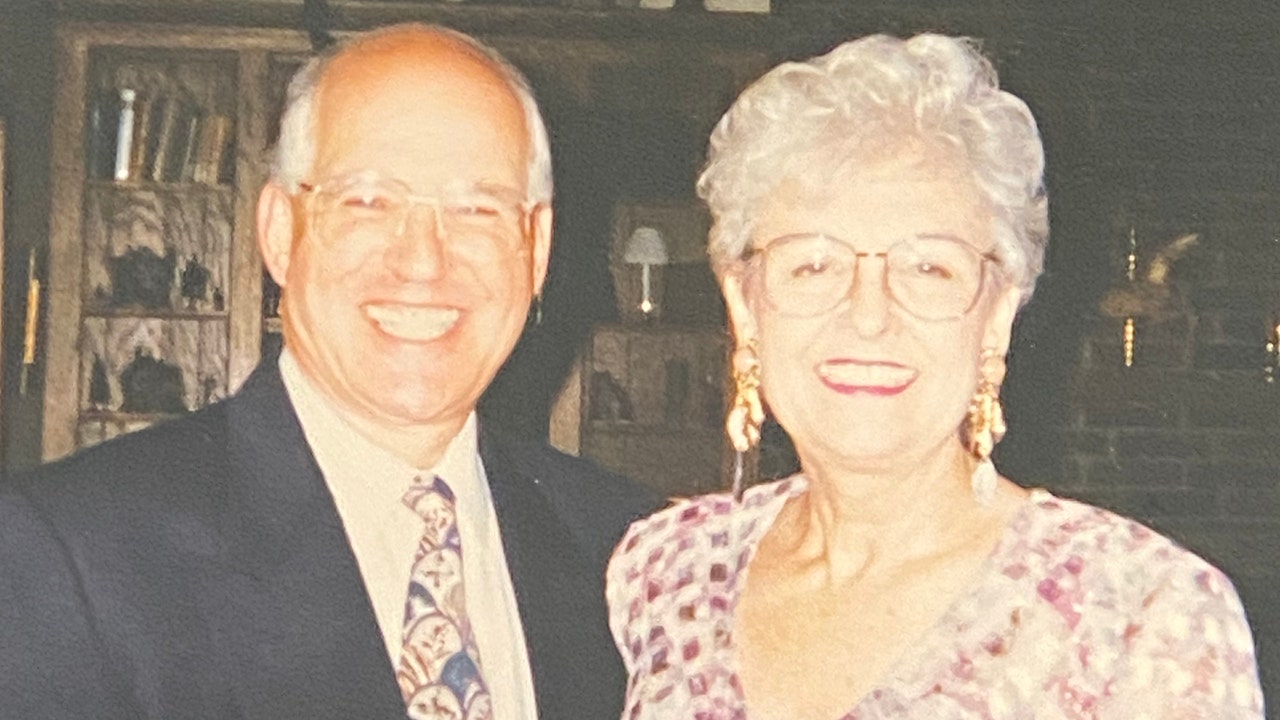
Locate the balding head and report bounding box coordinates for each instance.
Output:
[272,23,553,203]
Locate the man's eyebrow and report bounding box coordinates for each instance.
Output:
[460,179,519,191]
[447,180,525,199]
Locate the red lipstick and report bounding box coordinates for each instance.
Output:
[816,360,918,396]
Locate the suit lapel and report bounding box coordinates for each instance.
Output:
[480,429,626,720]
[202,363,405,720]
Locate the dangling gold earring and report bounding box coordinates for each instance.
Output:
[965,348,1007,506]
[727,338,763,502]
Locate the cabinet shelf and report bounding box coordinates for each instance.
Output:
[83,307,229,320]
[80,409,184,423]
[585,422,721,436]
[85,178,235,194]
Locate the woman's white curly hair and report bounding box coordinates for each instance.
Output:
[698,33,1048,306]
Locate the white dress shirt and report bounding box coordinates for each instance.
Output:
[279,350,537,720]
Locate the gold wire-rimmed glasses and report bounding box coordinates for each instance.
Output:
[745,233,1001,321]
[296,172,533,251]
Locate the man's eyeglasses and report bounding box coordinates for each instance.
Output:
[745,233,1001,321]
[296,173,531,249]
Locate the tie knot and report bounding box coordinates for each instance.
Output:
[403,475,459,549]
[404,474,455,509]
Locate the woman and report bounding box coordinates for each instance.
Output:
[606,34,1263,719]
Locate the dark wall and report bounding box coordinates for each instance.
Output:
[0,0,56,473]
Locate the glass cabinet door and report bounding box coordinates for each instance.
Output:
[74,48,239,447]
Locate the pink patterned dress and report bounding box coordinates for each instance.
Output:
[606,477,1264,719]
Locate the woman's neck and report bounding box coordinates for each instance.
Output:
[773,438,1012,585]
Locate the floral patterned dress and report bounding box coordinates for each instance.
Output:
[606,477,1264,720]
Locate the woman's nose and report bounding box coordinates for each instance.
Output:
[842,254,893,337]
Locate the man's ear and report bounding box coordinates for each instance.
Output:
[257,182,298,287]
[528,202,553,296]
[720,269,758,347]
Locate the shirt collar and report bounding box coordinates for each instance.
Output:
[277,349,481,503]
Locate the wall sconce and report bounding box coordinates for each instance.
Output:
[623,226,669,320]
[1266,320,1280,384]
[1124,227,1137,368]
[1099,225,1198,369]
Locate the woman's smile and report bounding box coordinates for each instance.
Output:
[815,359,918,395]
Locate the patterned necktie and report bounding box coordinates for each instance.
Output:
[397,475,493,720]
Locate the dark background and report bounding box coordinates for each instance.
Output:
[2,0,1278,712]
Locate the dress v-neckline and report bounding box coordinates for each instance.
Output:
[726,477,1049,720]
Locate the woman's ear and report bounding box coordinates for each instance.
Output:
[982,284,1023,358]
[721,269,758,346]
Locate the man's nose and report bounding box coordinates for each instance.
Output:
[387,202,447,280]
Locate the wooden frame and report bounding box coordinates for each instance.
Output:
[41,24,311,460]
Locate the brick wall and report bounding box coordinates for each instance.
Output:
[1042,9,1280,707]
[1059,208,1280,711]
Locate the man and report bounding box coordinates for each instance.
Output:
[0,25,658,720]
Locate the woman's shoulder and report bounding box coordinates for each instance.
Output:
[605,477,804,672]
[611,476,804,559]
[1013,491,1245,615]
[1016,492,1263,714]
[606,476,798,584]
[1020,492,1213,567]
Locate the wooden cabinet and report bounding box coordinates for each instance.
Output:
[546,199,736,495]
[36,10,780,466]
[41,24,308,461]
[552,324,732,497]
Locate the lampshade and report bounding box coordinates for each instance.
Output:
[623,227,669,265]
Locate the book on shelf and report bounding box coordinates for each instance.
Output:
[147,95,190,183]
[216,115,237,184]
[176,110,203,183]
[95,87,234,185]
[192,114,233,185]
[127,93,157,182]
[86,90,120,180]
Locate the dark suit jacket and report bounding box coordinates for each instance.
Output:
[0,361,660,720]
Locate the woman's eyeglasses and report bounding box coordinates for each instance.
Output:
[745,233,1000,321]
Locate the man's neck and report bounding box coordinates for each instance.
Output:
[337,409,465,471]
[276,349,470,471]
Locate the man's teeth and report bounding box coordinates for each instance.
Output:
[366,306,459,341]
[819,363,916,386]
